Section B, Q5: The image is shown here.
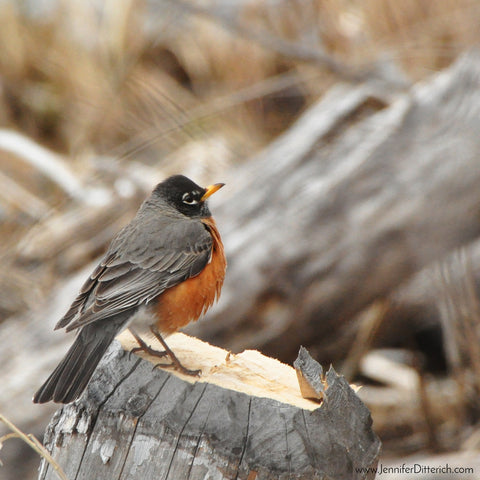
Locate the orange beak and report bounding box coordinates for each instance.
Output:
[201,183,225,201]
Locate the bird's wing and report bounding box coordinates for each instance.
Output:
[56,219,213,332]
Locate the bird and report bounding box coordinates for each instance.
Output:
[33,174,226,404]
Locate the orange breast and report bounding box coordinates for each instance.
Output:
[156,217,226,335]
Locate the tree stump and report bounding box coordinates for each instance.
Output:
[38,333,380,480]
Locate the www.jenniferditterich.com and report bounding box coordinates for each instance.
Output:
[355,462,475,476]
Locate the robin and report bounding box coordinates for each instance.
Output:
[33,175,226,404]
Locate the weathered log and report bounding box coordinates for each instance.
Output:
[187,50,480,363]
[38,333,380,480]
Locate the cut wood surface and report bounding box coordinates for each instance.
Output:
[38,333,380,480]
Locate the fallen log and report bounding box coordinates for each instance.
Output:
[188,50,480,363]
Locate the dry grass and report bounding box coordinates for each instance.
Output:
[0,0,478,349]
[1,0,478,163]
[0,413,68,480]
[0,0,478,366]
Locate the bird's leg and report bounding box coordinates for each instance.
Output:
[149,325,201,377]
[129,328,168,359]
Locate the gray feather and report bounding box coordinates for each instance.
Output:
[59,215,212,332]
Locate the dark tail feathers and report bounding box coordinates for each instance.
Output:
[33,313,132,404]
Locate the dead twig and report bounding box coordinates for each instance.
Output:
[0,413,69,480]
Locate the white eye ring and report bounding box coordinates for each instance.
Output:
[182,192,199,205]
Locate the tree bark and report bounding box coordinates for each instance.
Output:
[38,333,380,480]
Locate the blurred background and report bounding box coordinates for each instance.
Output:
[2,0,480,479]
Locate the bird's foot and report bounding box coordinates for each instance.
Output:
[129,328,168,359]
[149,326,201,377]
[152,360,201,377]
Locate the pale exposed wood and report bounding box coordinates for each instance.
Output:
[119,331,318,411]
[38,335,380,480]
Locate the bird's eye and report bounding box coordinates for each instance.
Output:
[182,192,198,205]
